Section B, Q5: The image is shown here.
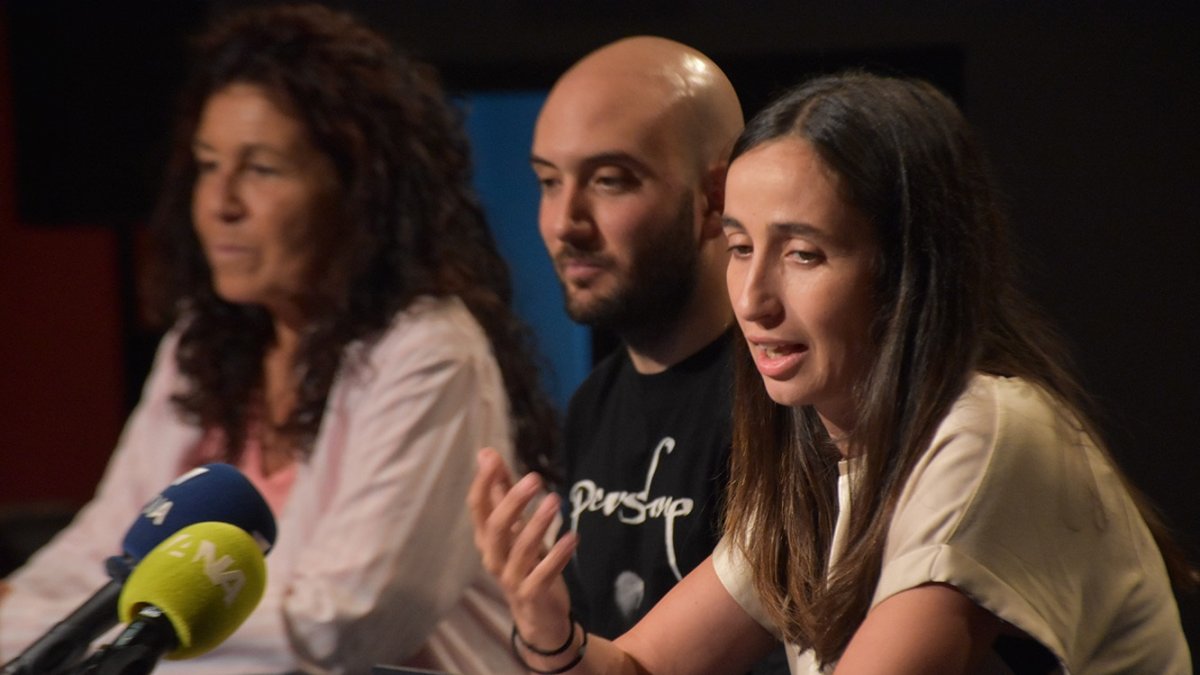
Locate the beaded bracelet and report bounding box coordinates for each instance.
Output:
[510,613,589,674]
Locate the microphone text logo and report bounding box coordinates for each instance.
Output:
[162,532,247,605]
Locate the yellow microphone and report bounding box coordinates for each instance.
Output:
[79,521,267,673]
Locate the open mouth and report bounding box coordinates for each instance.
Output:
[749,340,808,378]
[759,343,803,359]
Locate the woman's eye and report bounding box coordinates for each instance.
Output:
[723,234,752,257]
[246,163,280,176]
[195,159,218,174]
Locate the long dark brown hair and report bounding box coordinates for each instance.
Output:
[146,3,558,477]
[722,71,1194,663]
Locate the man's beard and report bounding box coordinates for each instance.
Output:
[560,192,699,335]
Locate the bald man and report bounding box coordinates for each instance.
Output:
[531,40,784,670]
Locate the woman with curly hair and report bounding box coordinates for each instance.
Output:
[471,72,1192,673]
[1,4,555,673]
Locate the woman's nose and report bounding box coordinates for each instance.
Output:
[733,260,783,326]
[198,169,245,223]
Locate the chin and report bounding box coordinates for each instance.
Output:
[565,294,615,325]
[762,382,811,408]
[211,284,261,306]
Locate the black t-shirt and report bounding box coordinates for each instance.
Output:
[560,332,733,639]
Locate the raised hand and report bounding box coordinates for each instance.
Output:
[467,447,579,652]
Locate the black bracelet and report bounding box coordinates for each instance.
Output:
[511,611,577,656]
[510,614,588,674]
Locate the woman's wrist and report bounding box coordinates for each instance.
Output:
[511,612,588,674]
[513,611,577,656]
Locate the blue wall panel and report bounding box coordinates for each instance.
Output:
[462,92,591,410]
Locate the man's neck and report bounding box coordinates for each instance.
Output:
[622,301,731,375]
[619,236,733,374]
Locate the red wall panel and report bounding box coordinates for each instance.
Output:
[0,11,124,508]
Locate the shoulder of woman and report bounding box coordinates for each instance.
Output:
[919,374,1073,475]
[894,373,1116,548]
[336,295,493,389]
[373,295,488,357]
[887,377,1070,537]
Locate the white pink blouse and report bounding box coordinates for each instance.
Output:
[1,296,526,674]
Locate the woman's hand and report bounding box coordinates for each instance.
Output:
[468,447,579,651]
[469,449,777,675]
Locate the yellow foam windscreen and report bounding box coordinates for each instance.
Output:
[118,520,267,660]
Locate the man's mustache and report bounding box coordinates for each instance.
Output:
[555,247,610,268]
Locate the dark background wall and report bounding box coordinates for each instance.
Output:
[1,0,1196,650]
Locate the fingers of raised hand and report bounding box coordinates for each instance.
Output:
[469,447,510,502]
[500,492,562,590]
[476,470,542,577]
[509,531,577,643]
[468,448,513,541]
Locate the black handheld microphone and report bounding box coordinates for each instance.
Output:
[70,607,176,675]
[2,464,275,675]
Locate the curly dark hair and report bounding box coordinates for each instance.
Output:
[146,3,558,478]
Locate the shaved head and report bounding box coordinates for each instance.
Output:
[543,36,743,178]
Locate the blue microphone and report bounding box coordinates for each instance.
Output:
[121,464,276,560]
[1,464,276,675]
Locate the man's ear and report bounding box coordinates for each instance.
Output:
[699,162,729,240]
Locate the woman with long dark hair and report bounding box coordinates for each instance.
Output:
[1,4,555,673]
[470,72,1192,673]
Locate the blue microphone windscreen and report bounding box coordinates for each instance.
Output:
[122,464,277,560]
